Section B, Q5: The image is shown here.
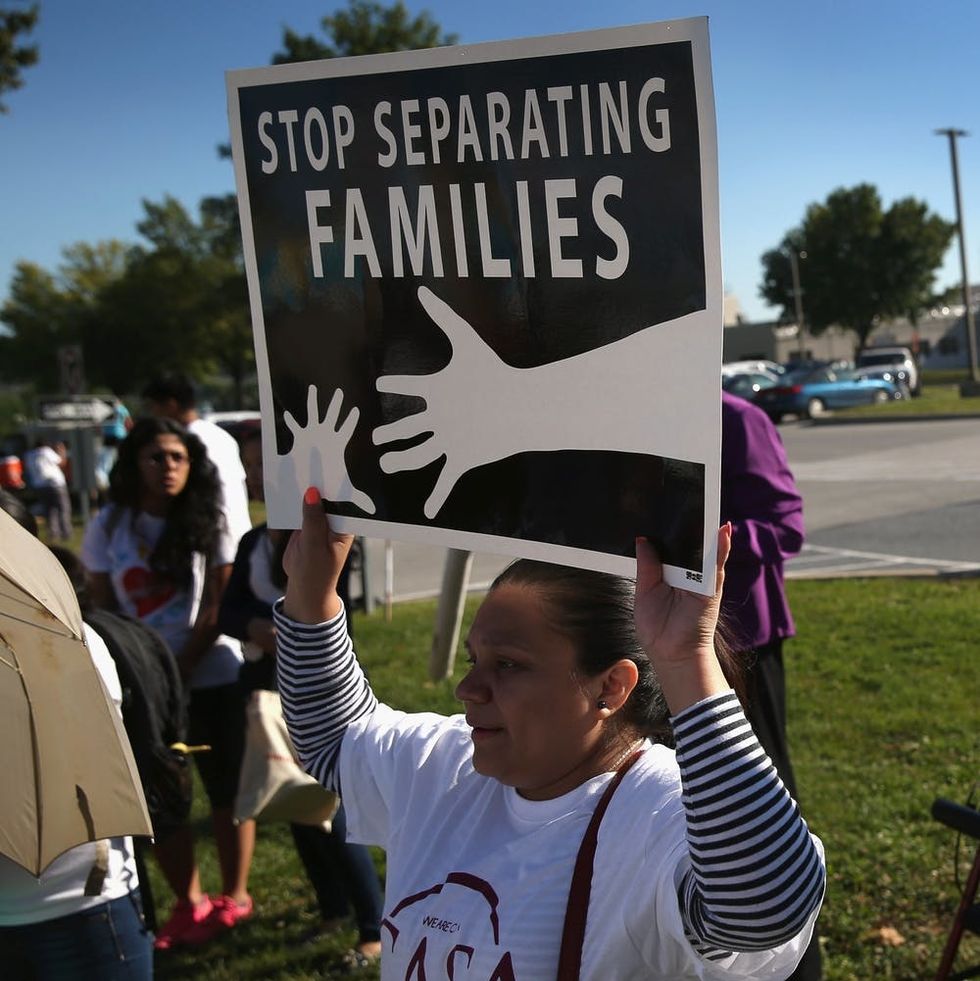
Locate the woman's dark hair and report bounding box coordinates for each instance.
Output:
[107,416,222,587]
[489,560,744,746]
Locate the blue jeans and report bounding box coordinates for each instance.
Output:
[290,804,384,942]
[0,890,152,980]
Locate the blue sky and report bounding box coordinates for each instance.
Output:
[2,0,978,323]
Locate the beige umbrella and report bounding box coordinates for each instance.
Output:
[0,508,152,875]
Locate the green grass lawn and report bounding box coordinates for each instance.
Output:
[144,577,979,980]
[836,382,980,418]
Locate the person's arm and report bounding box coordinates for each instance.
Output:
[671,691,824,955]
[634,528,824,955]
[274,487,378,791]
[176,562,232,681]
[81,510,119,612]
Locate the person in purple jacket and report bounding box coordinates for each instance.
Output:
[720,390,821,980]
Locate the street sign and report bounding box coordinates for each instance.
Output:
[37,396,115,425]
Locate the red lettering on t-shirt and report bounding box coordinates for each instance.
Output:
[446,944,474,979]
[405,936,428,980]
[488,952,516,981]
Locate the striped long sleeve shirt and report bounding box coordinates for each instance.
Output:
[274,602,825,959]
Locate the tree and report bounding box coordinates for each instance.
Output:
[273,0,457,63]
[207,1,460,395]
[0,199,255,401]
[759,184,955,351]
[0,2,38,113]
[218,0,457,158]
[0,242,129,390]
[94,196,254,401]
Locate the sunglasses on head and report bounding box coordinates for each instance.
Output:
[146,450,189,466]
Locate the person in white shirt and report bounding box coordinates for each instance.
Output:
[81,417,254,951]
[24,438,72,542]
[275,489,826,980]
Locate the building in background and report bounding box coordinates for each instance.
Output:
[722,287,980,369]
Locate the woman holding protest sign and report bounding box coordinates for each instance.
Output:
[273,486,825,980]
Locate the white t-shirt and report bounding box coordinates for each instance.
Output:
[81,506,242,689]
[187,418,251,545]
[0,625,139,925]
[340,705,812,981]
[24,445,66,489]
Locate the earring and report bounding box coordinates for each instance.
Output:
[597,699,608,710]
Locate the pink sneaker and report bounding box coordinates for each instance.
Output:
[153,895,213,951]
[210,894,254,929]
[183,894,254,944]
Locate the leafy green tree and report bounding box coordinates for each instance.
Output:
[206,1,460,396]
[273,0,457,63]
[759,184,955,351]
[0,200,254,401]
[219,0,457,158]
[0,242,129,389]
[94,196,254,401]
[0,2,38,112]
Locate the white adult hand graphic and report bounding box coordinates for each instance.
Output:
[373,287,523,519]
[371,287,712,525]
[277,384,375,515]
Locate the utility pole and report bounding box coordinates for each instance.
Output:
[788,248,807,360]
[935,128,979,389]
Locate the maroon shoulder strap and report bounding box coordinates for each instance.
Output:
[555,749,644,981]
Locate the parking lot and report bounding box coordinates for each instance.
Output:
[357,416,980,602]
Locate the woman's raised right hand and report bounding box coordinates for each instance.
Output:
[281,486,355,624]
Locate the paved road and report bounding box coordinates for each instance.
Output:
[357,416,980,603]
[780,417,980,579]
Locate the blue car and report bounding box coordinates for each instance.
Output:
[753,366,899,422]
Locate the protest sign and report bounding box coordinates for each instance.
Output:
[227,16,722,592]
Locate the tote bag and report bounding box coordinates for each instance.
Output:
[234,689,340,829]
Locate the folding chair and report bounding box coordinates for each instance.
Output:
[932,796,980,981]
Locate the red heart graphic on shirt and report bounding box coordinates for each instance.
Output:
[121,566,177,618]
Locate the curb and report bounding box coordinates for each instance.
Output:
[786,567,980,581]
[809,411,980,426]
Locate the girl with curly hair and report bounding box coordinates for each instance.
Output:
[81,416,255,951]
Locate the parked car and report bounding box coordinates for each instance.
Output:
[203,410,262,447]
[855,346,920,396]
[754,366,899,422]
[853,367,912,400]
[722,371,779,401]
[722,359,785,378]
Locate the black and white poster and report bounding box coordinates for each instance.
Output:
[227,17,722,592]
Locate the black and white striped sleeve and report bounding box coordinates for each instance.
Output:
[672,690,825,958]
[273,600,378,793]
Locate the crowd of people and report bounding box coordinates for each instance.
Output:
[0,373,385,979]
[0,372,825,980]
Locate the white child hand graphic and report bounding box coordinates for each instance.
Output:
[372,287,524,520]
[277,384,376,515]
